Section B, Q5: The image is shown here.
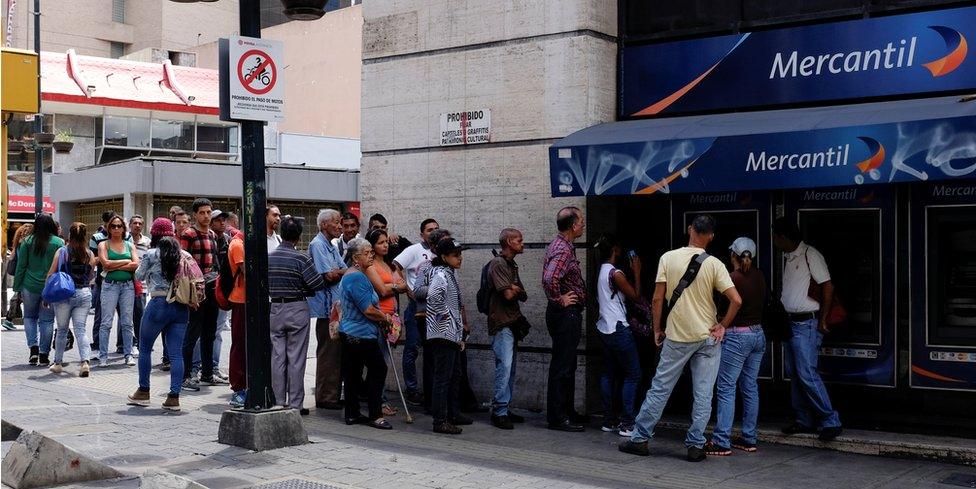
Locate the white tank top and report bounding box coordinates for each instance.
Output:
[596,263,628,334]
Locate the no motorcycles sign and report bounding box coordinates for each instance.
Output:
[220,36,284,122]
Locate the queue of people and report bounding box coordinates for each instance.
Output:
[4,201,843,459]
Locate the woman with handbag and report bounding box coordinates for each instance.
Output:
[127,218,191,411]
[339,237,395,430]
[364,228,406,417]
[47,223,97,376]
[4,223,33,328]
[13,215,63,366]
[704,237,768,456]
[594,234,643,437]
[96,215,139,367]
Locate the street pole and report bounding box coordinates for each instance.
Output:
[238,0,275,411]
[33,0,43,217]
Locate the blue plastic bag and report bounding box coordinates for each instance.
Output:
[42,247,75,303]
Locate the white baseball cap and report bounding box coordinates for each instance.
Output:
[729,237,757,258]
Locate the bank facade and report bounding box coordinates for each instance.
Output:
[360,1,974,434]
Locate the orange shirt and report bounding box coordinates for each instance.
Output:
[228,237,246,303]
[375,264,396,315]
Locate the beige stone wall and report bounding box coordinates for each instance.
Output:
[361,0,617,412]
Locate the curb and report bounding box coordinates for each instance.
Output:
[656,420,976,467]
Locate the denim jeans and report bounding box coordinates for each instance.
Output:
[21,289,54,354]
[546,303,582,425]
[192,308,227,373]
[491,327,519,416]
[599,322,641,426]
[632,337,721,448]
[53,288,93,364]
[402,300,421,393]
[784,318,841,429]
[712,327,766,447]
[99,280,135,360]
[182,283,217,380]
[139,297,188,395]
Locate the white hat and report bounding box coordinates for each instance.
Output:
[729,237,757,258]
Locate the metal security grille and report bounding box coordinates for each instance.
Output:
[112,0,124,23]
[153,198,242,222]
[73,199,124,237]
[248,479,344,489]
[272,202,341,250]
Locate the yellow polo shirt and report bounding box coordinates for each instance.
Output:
[656,247,735,342]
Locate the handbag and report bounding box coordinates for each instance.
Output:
[42,248,76,304]
[328,300,341,341]
[804,251,847,327]
[7,292,23,320]
[386,313,402,344]
[167,253,205,306]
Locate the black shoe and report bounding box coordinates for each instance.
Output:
[547,419,584,432]
[65,331,74,351]
[90,342,99,351]
[569,412,590,424]
[37,353,50,367]
[316,401,343,410]
[160,362,171,372]
[453,414,473,426]
[28,346,39,366]
[819,426,843,442]
[731,437,758,452]
[508,412,525,423]
[405,391,424,407]
[433,422,462,435]
[618,440,649,456]
[781,422,817,435]
[687,446,706,462]
[299,408,310,416]
[491,415,514,430]
[345,415,369,425]
[116,347,124,354]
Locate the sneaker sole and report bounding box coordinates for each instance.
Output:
[162,405,181,411]
[618,431,634,437]
[127,398,150,407]
[732,444,758,452]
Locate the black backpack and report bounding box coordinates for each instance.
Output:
[475,250,499,315]
[215,235,235,311]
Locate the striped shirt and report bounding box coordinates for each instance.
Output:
[426,265,464,344]
[267,242,326,299]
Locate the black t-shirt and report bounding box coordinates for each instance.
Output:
[730,267,767,328]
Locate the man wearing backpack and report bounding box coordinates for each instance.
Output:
[178,198,221,392]
[619,215,742,463]
[485,228,528,430]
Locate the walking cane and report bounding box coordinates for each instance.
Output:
[384,339,414,423]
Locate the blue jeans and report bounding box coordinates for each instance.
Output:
[99,280,135,360]
[491,327,519,416]
[784,319,841,429]
[139,297,188,395]
[632,337,721,448]
[192,308,227,372]
[21,289,54,354]
[712,327,766,447]
[402,300,421,393]
[599,322,641,426]
[53,288,93,364]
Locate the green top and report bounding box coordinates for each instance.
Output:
[13,235,66,294]
[104,241,134,282]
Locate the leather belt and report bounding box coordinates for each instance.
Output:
[788,311,819,321]
[270,297,305,304]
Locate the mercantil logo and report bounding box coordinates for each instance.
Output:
[922,26,968,77]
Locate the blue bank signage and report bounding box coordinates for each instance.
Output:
[549,116,976,197]
[620,7,976,117]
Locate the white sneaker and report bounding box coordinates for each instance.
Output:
[618,424,635,437]
[131,346,139,356]
[49,363,63,374]
[97,358,109,368]
[125,355,136,366]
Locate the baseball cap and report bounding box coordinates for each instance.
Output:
[729,237,757,258]
[211,209,225,220]
[436,238,464,255]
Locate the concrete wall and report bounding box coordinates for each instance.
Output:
[361,0,617,413]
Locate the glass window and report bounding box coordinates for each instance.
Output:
[152,119,194,150]
[197,124,238,153]
[927,206,976,346]
[103,116,150,148]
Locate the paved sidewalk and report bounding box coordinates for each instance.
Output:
[1,325,974,489]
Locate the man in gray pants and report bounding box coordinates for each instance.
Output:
[267,216,326,414]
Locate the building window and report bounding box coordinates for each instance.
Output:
[197,123,238,153]
[95,115,238,164]
[110,42,125,58]
[103,116,150,148]
[151,119,194,150]
[112,0,125,23]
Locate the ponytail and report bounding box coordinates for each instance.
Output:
[740,252,753,272]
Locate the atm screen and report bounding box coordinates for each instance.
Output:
[927,206,976,346]
[799,209,881,345]
[683,210,759,270]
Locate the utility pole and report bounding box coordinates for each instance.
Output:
[33,0,43,216]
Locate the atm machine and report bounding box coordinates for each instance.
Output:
[783,186,896,387]
[671,190,774,379]
[909,181,976,392]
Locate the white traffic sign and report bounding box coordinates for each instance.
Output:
[440,109,490,146]
[225,36,284,122]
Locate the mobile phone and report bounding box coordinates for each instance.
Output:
[627,250,638,260]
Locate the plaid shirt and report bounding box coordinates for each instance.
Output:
[542,233,586,305]
[180,226,219,283]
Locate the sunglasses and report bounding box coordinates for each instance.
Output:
[109,224,125,229]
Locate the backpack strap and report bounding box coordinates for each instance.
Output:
[668,253,709,310]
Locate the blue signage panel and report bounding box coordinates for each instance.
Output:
[550,116,976,197]
[620,7,976,117]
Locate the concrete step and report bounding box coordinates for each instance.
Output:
[656,416,976,467]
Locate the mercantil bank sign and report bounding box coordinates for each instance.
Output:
[620,6,976,117]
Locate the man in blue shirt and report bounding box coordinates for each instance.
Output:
[308,208,347,410]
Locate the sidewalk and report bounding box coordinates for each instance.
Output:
[1,325,974,489]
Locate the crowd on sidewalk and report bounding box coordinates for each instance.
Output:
[4,200,844,462]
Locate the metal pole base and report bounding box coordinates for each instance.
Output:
[217,408,308,451]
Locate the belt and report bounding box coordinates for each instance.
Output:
[728,324,762,334]
[150,291,169,298]
[103,279,132,284]
[270,297,305,304]
[788,311,819,321]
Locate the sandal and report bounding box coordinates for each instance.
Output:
[368,418,393,430]
[703,441,732,456]
[382,403,398,416]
